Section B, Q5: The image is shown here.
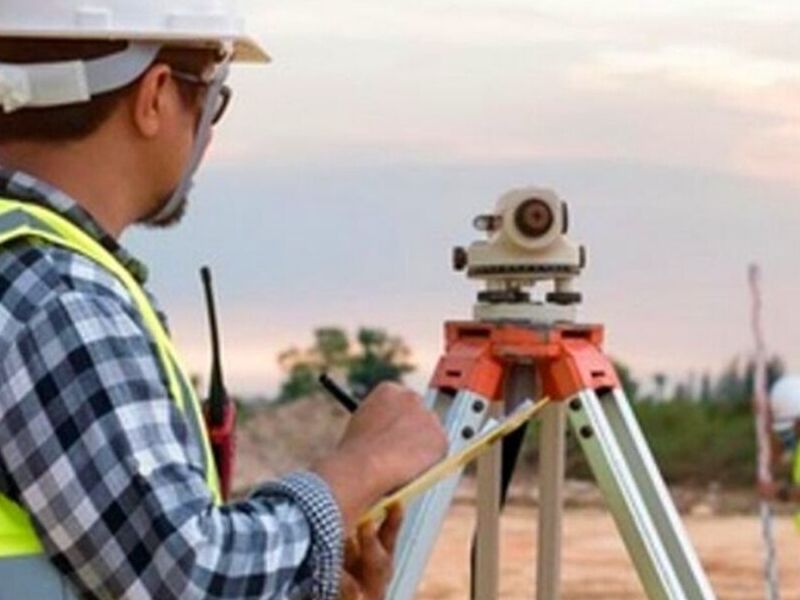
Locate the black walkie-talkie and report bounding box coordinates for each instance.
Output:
[200,266,236,501]
[201,267,226,424]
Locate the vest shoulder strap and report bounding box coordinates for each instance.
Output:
[0,198,221,502]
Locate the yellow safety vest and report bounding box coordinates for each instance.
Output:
[0,198,221,559]
[794,447,800,531]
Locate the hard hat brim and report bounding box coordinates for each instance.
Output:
[233,37,271,63]
[0,30,271,64]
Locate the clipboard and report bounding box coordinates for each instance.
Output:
[360,396,550,525]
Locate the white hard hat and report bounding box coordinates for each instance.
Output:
[769,376,800,433]
[0,0,269,62]
[0,0,268,114]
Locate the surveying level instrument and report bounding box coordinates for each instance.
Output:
[385,187,717,600]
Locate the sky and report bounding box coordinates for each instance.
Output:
[126,0,800,397]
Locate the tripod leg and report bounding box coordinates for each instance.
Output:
[472,364,537,599]
[387,388,490,600]
[601,388,717,598]
[422,386,441,410]
[567,388,716,600]
[536,401,566,600]
[474,401,504,600]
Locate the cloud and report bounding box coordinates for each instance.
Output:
[592,46,800,91]
[251,0,776,51]
[217,2,800,189]
[245,1,800,50]
[574,45,800,184]
[249,3,601,47]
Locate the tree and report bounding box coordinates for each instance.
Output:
[611,358,639,401]
[278,362,318,401]
[277,346,318,401]
[276,326,415,401]
[712,354,786,408]
[652,372,668,402]
[699,372,712,403]
[348,328,415,396]
[673,382,691,401]
[312,328,350,372]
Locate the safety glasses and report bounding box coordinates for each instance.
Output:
[170,69,232,126]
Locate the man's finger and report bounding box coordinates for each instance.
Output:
[344,535,361,572]
[358,520,383,562]
[339,571,362,600]
[378,503,404,555]
[358,521,393,591]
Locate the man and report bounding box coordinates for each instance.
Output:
[762,375,800,529]
[0,2,447,599]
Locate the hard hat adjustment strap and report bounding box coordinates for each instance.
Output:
[0,42,161,113]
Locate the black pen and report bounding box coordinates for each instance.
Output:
[319,373,360,413]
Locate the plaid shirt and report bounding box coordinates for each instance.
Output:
[0,168,343,599]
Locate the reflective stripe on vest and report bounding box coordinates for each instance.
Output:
[0,199,221,560]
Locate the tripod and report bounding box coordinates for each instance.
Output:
[384,188,717,600]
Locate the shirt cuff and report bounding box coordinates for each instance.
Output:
[258,471,344,600]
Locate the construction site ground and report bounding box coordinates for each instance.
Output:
[418,503,800,599]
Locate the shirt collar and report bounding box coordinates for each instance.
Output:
[0,167,149,283]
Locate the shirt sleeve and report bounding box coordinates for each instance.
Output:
[0,289,343,600]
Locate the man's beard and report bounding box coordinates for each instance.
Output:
[139,192,189,229]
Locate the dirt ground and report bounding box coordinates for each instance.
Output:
[418,505,800,600]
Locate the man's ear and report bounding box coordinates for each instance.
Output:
[131,64,174,138]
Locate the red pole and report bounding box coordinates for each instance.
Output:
[749,264,773,488]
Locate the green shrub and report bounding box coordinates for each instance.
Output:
[523,400,756,487]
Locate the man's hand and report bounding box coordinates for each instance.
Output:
[339,505,403,600]
[313,382,448,531]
